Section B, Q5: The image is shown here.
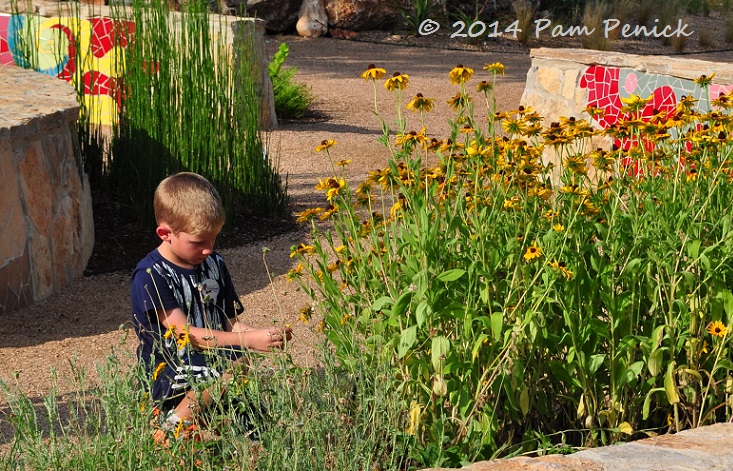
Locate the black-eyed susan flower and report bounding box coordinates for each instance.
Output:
[449,64,474,84]
[298,304,313,323]
[548,259,573,279]
[286,263,303,282]
[476,80,493,93]
[336,159,352,167]
[319,203,339,220]
[315,139,337,152]
[315,177,346,201]
[406,93,436,113]
[361,63,386,81]
[447,92,472,111]
[502,117,528,135]
[707,320,727,338]
[290,244,315,258]
[395,127,429,148]
[694,72,715,87]
[152,362,167,380]
[295,207,324,223]
[620,94,652,114]
[523,242,542,262]
[483,62,506,75]
[385,72,410,91]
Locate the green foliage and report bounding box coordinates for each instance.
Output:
[291,66,733,467]
[268,42,314,120]
[398,0,437,34]
[1,343,411,470]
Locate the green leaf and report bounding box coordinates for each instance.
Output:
[718,290,733,318]
[472,334,488,361]
[398,325,417,359]
[647,348,665,377]
[651,325,665,351]
[372,296,393,312]
[686,239,701,260]
[491,312,503,342]
[643,387,665,420]
[431,336,450,372]
[588,354,606,374]
[415,300,430,328]
[619,361,645,386]
[393,292,414,318]
[664,362,680,405]
[519,387,530,417]
[437,269,466,282]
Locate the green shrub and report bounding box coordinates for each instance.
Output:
[269,42,314,120]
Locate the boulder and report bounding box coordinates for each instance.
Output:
[324,0,410,31]
[297,0,328,38]
[224,0,301,32]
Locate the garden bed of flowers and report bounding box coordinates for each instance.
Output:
[289,64,733,466]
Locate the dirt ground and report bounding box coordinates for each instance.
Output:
[2,13,733,407]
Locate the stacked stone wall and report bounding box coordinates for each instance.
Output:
[1,65,94,314]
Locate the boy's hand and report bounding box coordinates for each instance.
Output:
[236,325,292,352]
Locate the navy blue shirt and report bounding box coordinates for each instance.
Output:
[131,249,244,376]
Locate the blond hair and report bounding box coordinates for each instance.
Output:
[154,172,225,234]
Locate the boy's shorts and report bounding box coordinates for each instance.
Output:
[152,347,247,411]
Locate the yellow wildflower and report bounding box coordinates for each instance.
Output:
[406,93,436,113]
[361,64,386,81]
[286,263,303,282]
[446,92,472,111]
[694,72,715,87]
[476,80,493,93]
[315,139,337,152]
[152,362,167,380]
[290,244,315,258]
[548,259,573,279]
[449,64,474,84]
[336,159,352,167]
[707,320,727,338]
[385,72,410,91]
[298,304,313,323]
[620,94,652,114]
[295,207,324,223]
[523,242,542,262]
[483,62,506,75]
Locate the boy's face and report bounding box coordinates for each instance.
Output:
[157,224,221,268]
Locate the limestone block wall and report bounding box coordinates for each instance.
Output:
[0,65,94,315]
[520,48,733,158]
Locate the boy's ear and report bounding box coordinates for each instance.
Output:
[156,224,173,242]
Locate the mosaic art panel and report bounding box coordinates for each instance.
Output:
[0,13,133,125]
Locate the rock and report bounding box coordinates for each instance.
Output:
[329,27,356,39]
[297,0,328,38]
[324,0,410,31]
[223,0,301,32]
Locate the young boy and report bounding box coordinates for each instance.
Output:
[131,172,291,440]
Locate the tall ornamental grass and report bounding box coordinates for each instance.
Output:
[8,0,289,226]
[290,65,733,467]
[110,0,288,224]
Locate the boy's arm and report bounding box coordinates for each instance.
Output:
[159,307,291,352]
